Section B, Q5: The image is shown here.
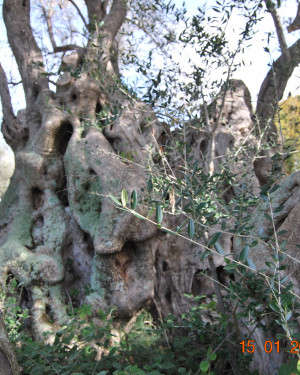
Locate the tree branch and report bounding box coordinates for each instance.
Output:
[254,34,300,184]
[288,3,300,33]
[0,63,15,124]
[0,63,16,145]
[256,37,300,131]
[3,0,48,106]
[53,44,82,53]
[83,0,126,75]
[84,0,109,24]
[101,0,127,43]
[99,0,127,74]
[0,63,27,149]
[264,0,290,61]
[41,3,82,54]
[68,0,89,30]
[42,4,57,50]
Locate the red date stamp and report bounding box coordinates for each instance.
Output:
[240,340,300,354]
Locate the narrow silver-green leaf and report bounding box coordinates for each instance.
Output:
[286,311,292,321]
[161,185,169,199]
[131,189,138,209]
[239,245,250,261]
[156,203,163,224]
[214,241,224,255]
[147,178,153,192]
[269,184,280,194]
[280,240,287,249]
[109,194,122,206]
[175,195,183,207]
[121,188,128,207]
[188,218,195,239]
[264,213,272,223]
[280,275,289,284]
[192,160,199,177]
[274,205,284,213]
[200,250,210,260]
[265,261,275,269]
[207,232,222,247]
[176,219,187,233]
[278,230,288,235]
[269,299,280,313]
[224,263,238,271]
[183,173,191,186]
[246,257,256,270]
[196,202,206,211]
[147,205,155,219]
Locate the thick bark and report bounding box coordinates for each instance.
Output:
[0,312,21,375]
[254,4,300,185]
[254,38,300,185]
[0,133,14,198]
[84,0,127,74]
[264,0,290,60]
[256,38,300,130]
[3,0,49,106]
[84,0,109,23]
[256,2,300,132]
[0,1,300,374]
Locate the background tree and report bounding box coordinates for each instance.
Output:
[1,0,300,373]
[276,95,300,173]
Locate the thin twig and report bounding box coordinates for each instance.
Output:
[68,0,89,30]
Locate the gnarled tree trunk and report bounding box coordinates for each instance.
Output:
[1,1,300,374]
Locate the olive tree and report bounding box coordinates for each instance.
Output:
[1,0,300,373]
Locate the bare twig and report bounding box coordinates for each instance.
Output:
[53,44,81,53]
[68,0,89,30]
[42,4,57,50]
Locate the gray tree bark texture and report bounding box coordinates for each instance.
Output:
[0,312,21,375]
[0,1,300,374]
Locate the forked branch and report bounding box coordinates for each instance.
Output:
[256,36,300,134]
[84,0,127,74]
[42,4,82,54]
[84,0,109,24]
[101,0,127,43]
[264,0,290,61]
[3,0,48,105]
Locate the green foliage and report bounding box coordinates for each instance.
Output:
[3,0,300,374]
[112,25,300,369]
[93,0,300,371]
[0,277,30,342]
[1,279,255,375]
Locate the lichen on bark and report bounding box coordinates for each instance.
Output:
[1,1,300,374]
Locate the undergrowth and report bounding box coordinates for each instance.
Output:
[1,278,255,375]
[1,279,299,375]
